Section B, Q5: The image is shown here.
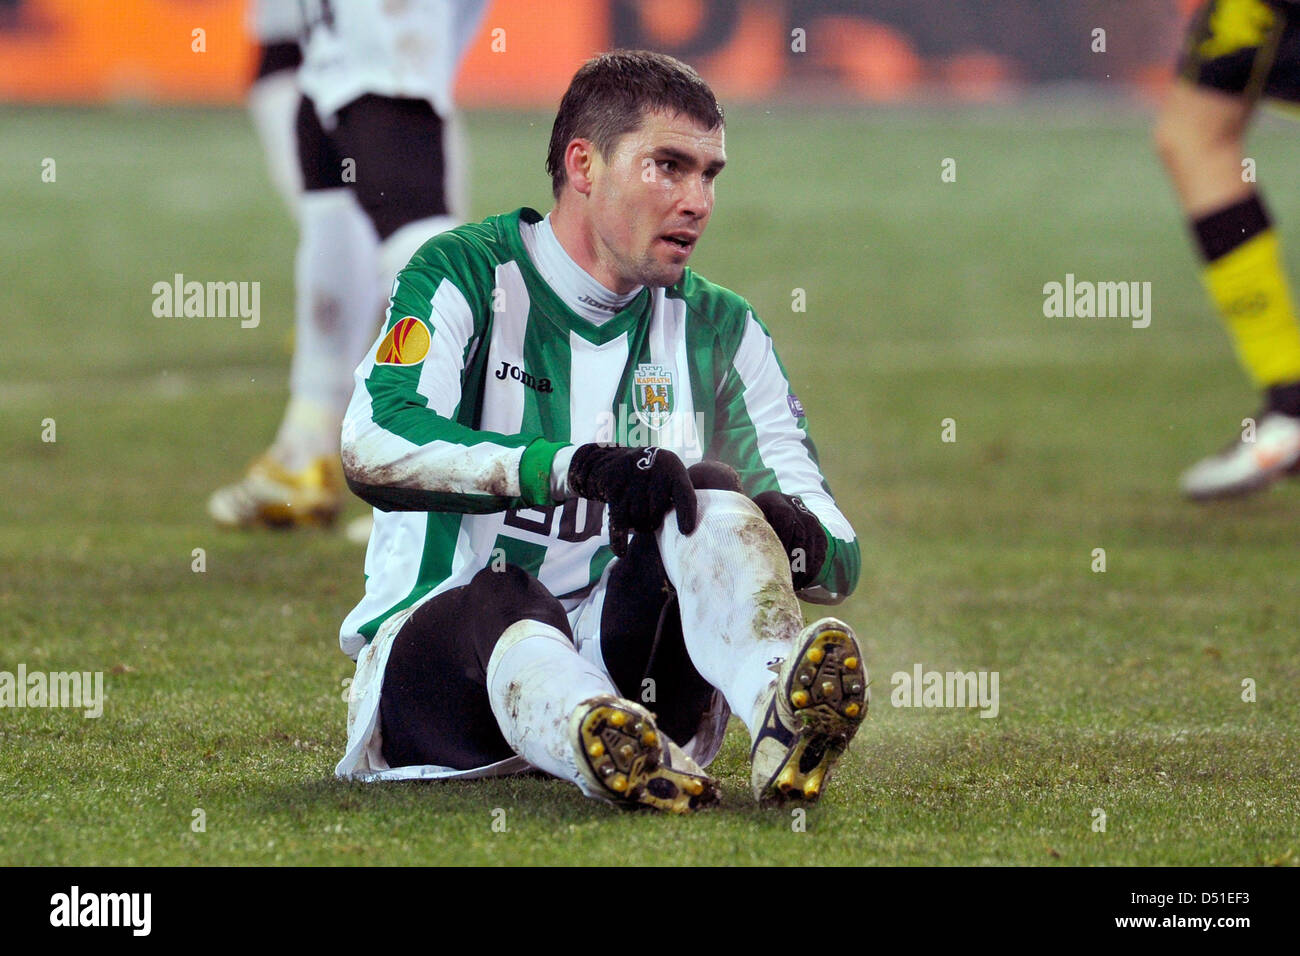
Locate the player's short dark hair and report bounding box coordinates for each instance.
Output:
[546,50,725,199]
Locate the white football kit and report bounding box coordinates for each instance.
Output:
[248,0,304,45]
[297,0,489,124]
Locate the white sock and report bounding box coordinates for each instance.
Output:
[270,189,380,470]
[655,489,804,741]
[485,620,620,796]
[269,398,338,470]
[247,72,303,220]
[380,215,458,294]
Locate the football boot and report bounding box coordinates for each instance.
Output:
[570,695,720,813]
[750,617,868,805]
[1180,410,1300,500]
[208,453,345,528]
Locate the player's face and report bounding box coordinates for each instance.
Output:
[588,110,726,292]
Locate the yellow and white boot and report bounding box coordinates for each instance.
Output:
[750,617,868,805]
[207,453,345,529]
[571,695,721,814]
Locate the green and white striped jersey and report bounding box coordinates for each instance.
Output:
[339,207,859,658]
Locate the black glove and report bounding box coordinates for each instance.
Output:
[753,491,827,590]
[567,444,698,558]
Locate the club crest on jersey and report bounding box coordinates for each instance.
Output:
[633,363,675,430]
[375,316,431,366]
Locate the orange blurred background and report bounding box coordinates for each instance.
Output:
[0,0,1197,106]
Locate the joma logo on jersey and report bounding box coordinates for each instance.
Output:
[633,364,674,429]
[495,361,554,393]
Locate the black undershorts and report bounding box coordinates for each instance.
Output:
[295,93,450,239]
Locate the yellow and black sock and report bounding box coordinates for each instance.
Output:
[1193,192,1300,413]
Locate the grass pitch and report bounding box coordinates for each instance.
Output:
[1,102,1298,866]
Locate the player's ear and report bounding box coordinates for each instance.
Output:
[565,139,597,196]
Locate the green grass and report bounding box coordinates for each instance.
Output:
[1,102,1298,865]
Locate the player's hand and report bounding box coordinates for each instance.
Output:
[567,444,698,558]
[753,491,827,590]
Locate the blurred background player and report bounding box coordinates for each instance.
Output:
[246,0,303,218]
[209,0,488,530]
[1156,0,1300,499]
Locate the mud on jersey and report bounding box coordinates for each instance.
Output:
[338,207,860,658]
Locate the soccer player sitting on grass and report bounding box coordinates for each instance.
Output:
[334,51,866,811]
[1156,0,1300,499]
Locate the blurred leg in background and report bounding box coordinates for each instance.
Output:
[246,0,303,219]
[1156,0,1300,499]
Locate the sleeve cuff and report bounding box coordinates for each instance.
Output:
[803,521,860,602]
[519,438,570,506]
[550,444,579,500]
[800,522,843,604]
[809,518,836,590]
